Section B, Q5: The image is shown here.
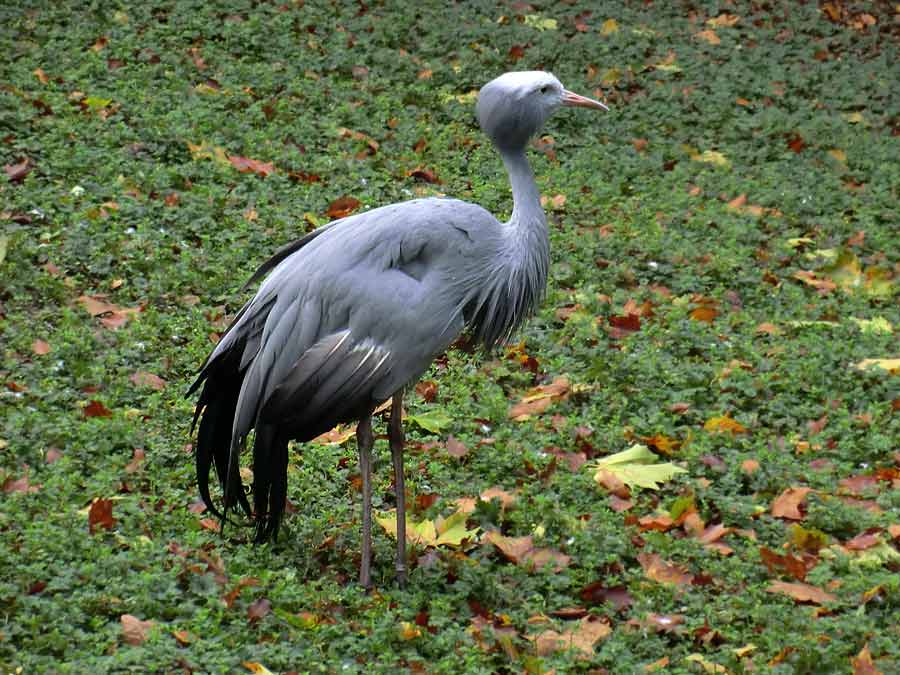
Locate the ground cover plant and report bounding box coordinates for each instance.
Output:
[1,1,898,672]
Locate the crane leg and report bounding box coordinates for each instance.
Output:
[389,392,407,587]
[356,413,374,590]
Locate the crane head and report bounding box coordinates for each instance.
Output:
[477,71,607,152]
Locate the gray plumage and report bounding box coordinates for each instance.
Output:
[189,71,606,587]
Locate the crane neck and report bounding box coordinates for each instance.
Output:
[500,147,545,233]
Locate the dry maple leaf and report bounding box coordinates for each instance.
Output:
[508,376,570,420]
[766,580,836,605]
[851,643,882,675]
[694,29,721,44]
[637,552,693,586]
[771,487,813,520]
[703,414,747,434]
[121,614,154,645]
[484,531,570,572]
[530,617,611,658]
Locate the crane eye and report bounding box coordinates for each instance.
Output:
[539,85,549,94]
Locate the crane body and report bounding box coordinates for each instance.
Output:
[190,71,606,588]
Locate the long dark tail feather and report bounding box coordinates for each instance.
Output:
[252,424,289,543]
[194,372,252,523]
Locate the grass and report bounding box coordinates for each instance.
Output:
[1,1,898,673]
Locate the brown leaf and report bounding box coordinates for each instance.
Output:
[755,322,780,335]
[766,580,836,605]
[223,577,259,608]
[445,435,469,459]
[607,313,641,338]
[759,546,812,581]
[689,306,719,323]
[31,339,51,355]
[838,474,880,496]
[508,376,570,420]
[77,294,141,329]
[125,448,146,474]
[121,614,154,645]
[5,159,32,183]
[247,598,271,623]
[741,459,760,474]
[129,371,166,390]
[851,643,882,675]
[199,518,221,532]
[326,196,361,219]
[579,582,633,611]
[845,529,881,551]
[508,44,527,62]
[89,498,116,533]
[33,67,50,84]
[227,155,275,177]
[530,617,611,658]
[172,629,192,646]
[415,380,437,402]
[793,270,837,294]
[407,167,441,184]
[695,29,721,45]
[83,399,113,418]
[3,473,40,494]
[484,531,570,573]
[771,487,813,520]
[637,552,693,586]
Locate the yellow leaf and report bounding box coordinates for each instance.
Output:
[591,444,687,490]
[600,18,619,35]
[843,112,864,124]
[685,654,729,673]
[733,644,756,657]
[853,358,900,374]
[376,509,479,548]
[398,622,422,640]
[243,662,275,675]
[828,148,847,163]
[707,14,740,27]
[704,415,748,434]
[523,14,558,31]
[692,150,730,168]
[849,317,892,334]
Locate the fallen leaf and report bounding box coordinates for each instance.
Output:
[3,473,40,494]
[326,196,361,219]
[228,155,275,177]
[695,29,721,44]
[707,14,740,27]
[121,614,154,645]
[5,159,33,183]
[591,444,687,490]
[530,617,610,658]
[579,582,633,611]
[691,150,730,168]
[484,531,570,572]
[415,380,438,402]
[83,400,113,418]
[247,598,271,623]
[223,577,259,608]
[129,371,166,390]
[759,546,812,581]
[599,18,619,36]
[771,487,813,520]
[89,498,116,533]
[172,629,192,646]
[689,306,718,323]
[741,459,760,474]
[445,435,469,458]
[31,339,51,355]
[851,643,882,675]
[854,359,899,374]
[703,415,748,434]
[685,654,728,673]
[845,529,881,551]
[406,409,452,433]
[638,553,693,586]
[243,663,275,675]
[399,621,422,640]
[377,509,478,548]
[766,580,836,604]
[509,376,570,420]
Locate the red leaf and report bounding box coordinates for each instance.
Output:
[89,498,116,533]
[83,400,113,418]
[606,313,641,338]
[407,167,441,184]
[415,380,438,402]
[508,45,527,62]
[326,196,361,219]
[759,546,813,581]
[579,582,633,611]
[786,133,806,153]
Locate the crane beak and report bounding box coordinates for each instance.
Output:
[562,89,609,111]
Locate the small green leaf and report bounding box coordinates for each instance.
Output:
[406,409,452,433]
[523,14,558,31]
[84,96,112,110]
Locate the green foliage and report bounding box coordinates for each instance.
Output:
[1,1,898,673]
